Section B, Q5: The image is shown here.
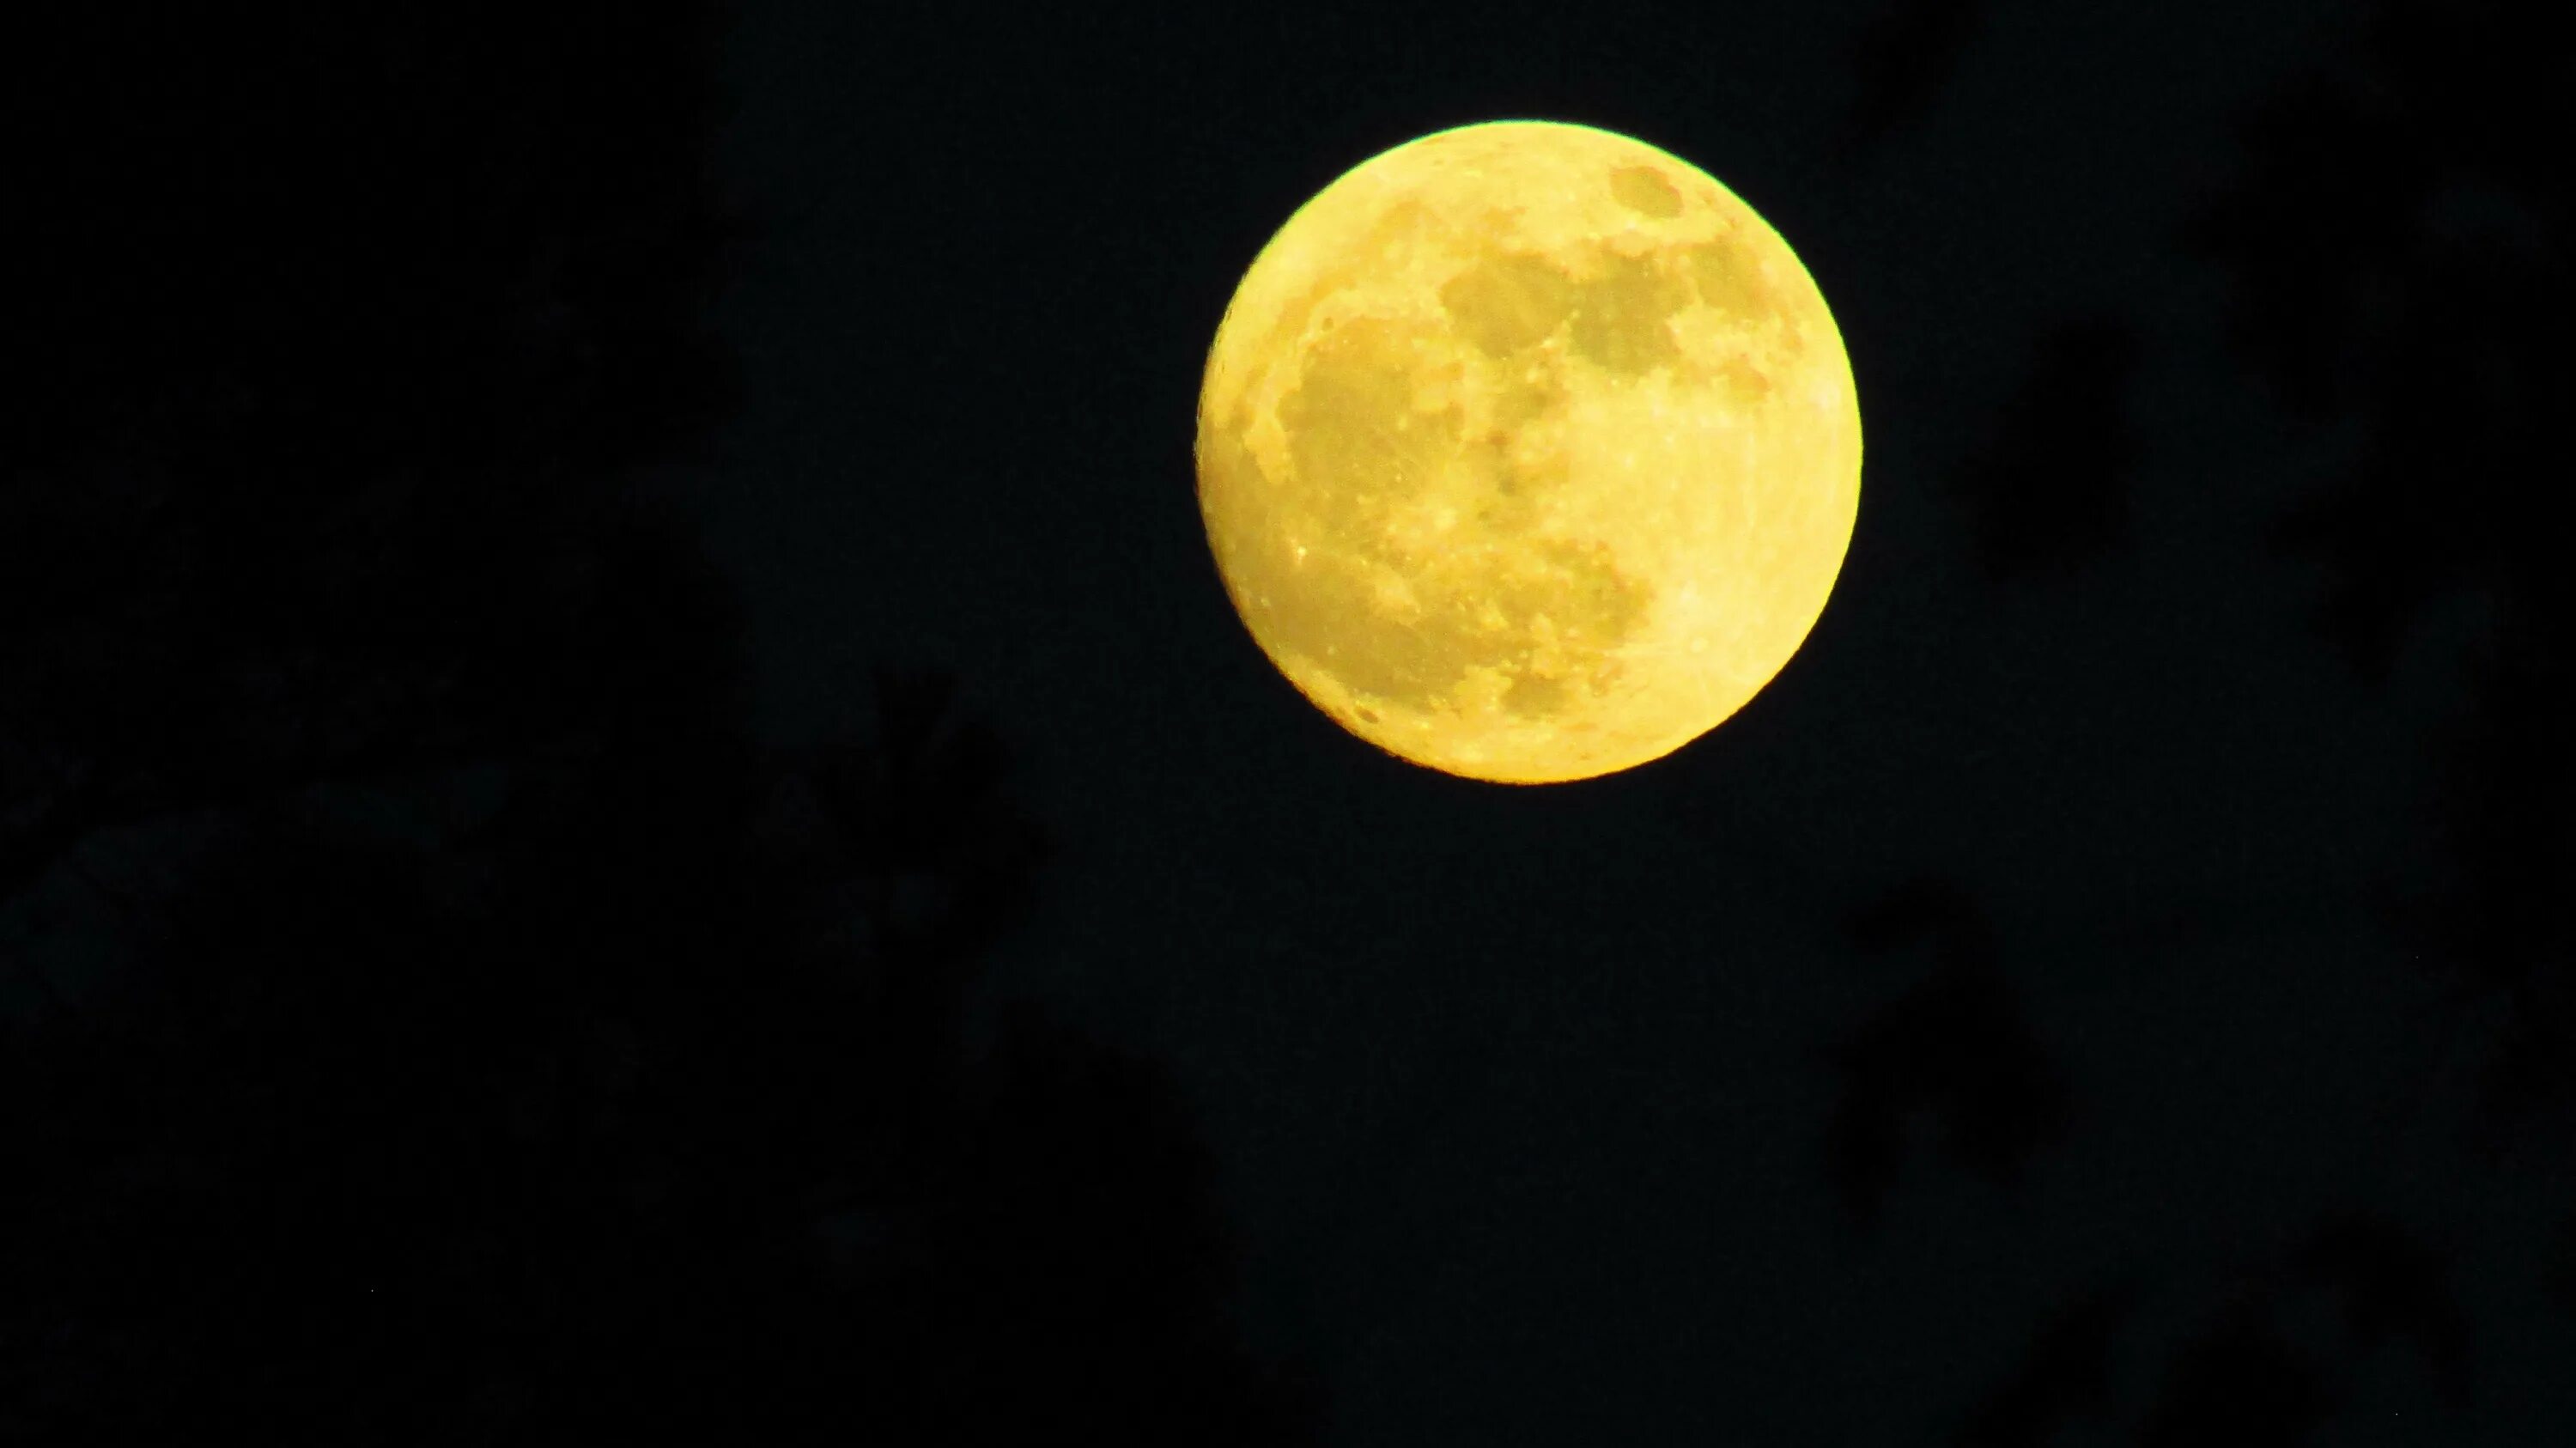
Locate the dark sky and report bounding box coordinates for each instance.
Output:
[7,2,2570,1443]
[696,2,2567,1439]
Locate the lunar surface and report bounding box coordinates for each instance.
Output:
[1195,119,1861,783]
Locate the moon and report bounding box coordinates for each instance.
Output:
[1194,119,1862,784]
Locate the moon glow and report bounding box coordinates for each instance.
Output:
[1195,120,1861,783]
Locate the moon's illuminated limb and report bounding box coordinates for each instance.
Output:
[1195,119,1861,784]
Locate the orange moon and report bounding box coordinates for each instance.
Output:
[1195,119,1862,783]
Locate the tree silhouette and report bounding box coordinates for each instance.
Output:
[1947,1209,2474,1441]
[2183,0,2566,660]
[2137,1300,2333,1448]
[1822,876,2070,1224]
[2189,0,2574,1161]
[2549,1214,2576,1317]
[1947,318,2141,584]
[1931,9,2567,1426]
[1838,0,1987,160]
[1953,1284,2131,1448]
[1,11,1313,1445]
[3,3,739,907]
[2288,1209,2473,1408]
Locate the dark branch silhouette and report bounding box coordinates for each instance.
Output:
[1838,0,1987,160]
[2289,1210,2474,1408]
[2186,0,2567,682]
[2549,1214,2576,1317]
[2138,1301,2333,1448]
[2192,0,2574,1336]
[0,11,1313,1445]
[1953,1283,2131,1447]
[1823,876,2071,1223]
[1948,318,2140,584]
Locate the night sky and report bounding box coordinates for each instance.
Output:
[8,2,2572,1444]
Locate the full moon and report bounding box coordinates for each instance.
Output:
[1195,119,1862,784]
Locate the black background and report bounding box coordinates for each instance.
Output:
[6,2,2570,1443]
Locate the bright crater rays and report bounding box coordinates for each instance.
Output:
[1196,119,1861,783]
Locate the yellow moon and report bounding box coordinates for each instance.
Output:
[1194,119,1862,783]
